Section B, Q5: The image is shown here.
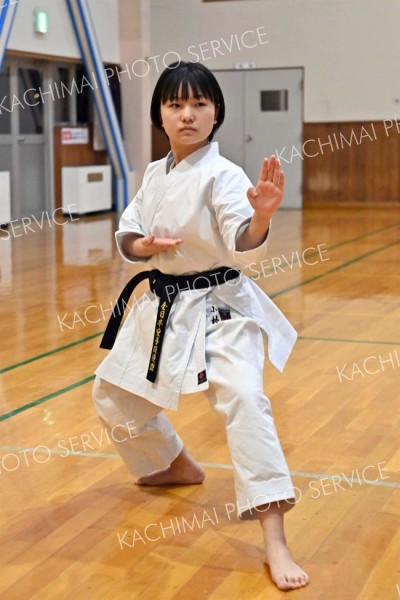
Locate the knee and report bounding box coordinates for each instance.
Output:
[91,377,123,428]
[91,376,111,418]
[91,377,154,433]
[216,383,270,417]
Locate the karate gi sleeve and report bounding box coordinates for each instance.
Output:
[211,166,272,268]
[115,182,149,264]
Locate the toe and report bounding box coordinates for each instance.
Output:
[289,575,302,588]
[276,575,291,591]
[297,575,305,586]
[299,573,309,586]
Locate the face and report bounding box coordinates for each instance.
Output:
[160,84,218,151]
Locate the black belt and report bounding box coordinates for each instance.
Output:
[100,266,241,383]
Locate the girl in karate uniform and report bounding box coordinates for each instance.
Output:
[93,61,309,591]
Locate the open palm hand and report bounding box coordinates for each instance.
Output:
[246,155,285,220]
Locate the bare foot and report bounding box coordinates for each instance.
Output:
[264,541,309,591]
[135,447,205,486]
[256,500,309,591]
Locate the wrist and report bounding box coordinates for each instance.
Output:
[132,237,149,258]
[250,212,272,233]
[122,234,146,258]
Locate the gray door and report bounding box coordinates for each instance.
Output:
[212,70,245,168]
[0,58,48,220]
[214,68,303,209]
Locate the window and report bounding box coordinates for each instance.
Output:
[54,67,71,124]
[260,90,288,111]
[18,68,44,134]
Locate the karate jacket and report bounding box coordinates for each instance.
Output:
[94,141,297,410]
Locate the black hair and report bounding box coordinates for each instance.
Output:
[150,61,225,142]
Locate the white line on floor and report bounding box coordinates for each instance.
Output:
[0,445,398,488]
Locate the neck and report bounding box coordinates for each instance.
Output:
[170,139,210,165]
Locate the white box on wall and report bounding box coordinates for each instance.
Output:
[0,172,11,225]
[62,165,112,215]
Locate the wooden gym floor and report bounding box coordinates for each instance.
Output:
[0,206,399,599]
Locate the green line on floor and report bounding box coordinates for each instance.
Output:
[298,336,400,346]
[0,332,103,374]
[271,239,400,299]
[250,220,400,278]
[0,376,95,422]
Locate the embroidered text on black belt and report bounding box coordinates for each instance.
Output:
[100,267,241,383]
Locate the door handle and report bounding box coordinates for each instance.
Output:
[245,134,253,143]
[17,137,26,143]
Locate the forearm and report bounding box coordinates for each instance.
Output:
[235,213,271,252]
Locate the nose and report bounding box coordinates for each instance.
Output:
[181,103,194,122]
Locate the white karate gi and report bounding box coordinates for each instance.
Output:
[93,141,297,518]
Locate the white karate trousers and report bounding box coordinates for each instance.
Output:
[92,292,297,520]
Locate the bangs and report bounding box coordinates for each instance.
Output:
[160,64,217,104]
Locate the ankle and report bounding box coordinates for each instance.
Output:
[265,537,288,550]
[170,448,189,467]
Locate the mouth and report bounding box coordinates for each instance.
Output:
[180,127,196,132]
